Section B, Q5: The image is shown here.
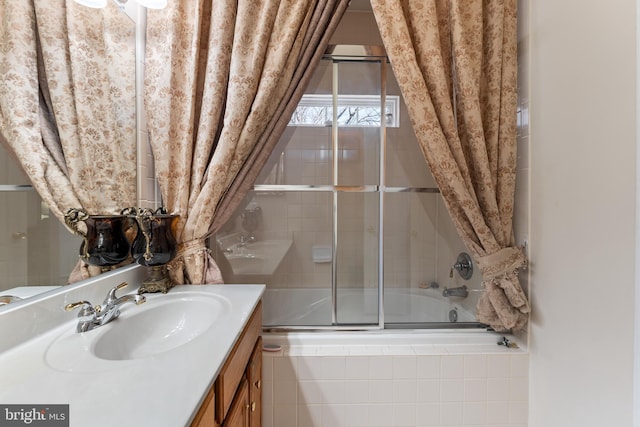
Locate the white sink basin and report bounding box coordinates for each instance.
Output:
[93,294,227,360]
[45,290,231,371]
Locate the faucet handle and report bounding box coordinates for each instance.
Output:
[104,282,129,305]
[65,301,96,319]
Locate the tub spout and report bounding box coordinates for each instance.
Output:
[442,285,468,298]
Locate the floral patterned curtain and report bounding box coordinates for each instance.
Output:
[0,1,137,280]
[144,0,349,285]
[371,0,529,331]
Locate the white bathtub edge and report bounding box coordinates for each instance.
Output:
[262,329,527,356]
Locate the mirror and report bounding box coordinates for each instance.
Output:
[0,1,139,303]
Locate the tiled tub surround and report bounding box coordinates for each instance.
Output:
[262,332,528,427]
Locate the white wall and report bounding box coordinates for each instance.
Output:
[528,1,636,426]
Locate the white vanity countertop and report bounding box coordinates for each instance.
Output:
[1,286,61,299]
[0,284,265,427]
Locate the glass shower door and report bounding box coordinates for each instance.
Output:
[332,59,383,326]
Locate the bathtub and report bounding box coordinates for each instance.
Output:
[262,287,478,328]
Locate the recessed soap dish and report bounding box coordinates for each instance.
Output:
[312,245,332,263]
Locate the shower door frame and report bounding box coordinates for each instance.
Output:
[255,46,480,331]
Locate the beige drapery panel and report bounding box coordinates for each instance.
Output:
[371,0,529,331]
[0,1,137,279]
[144,0,349,284]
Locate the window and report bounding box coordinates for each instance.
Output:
[288,94,400,128]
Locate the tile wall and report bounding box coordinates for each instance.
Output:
[262,344,528,427]
[135,9,160,210]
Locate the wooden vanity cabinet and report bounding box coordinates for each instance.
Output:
[190,302,262,427]
[247,337,262,427]
[222,377,250,427]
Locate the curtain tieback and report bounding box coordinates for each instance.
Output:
[174,239,209,260]
[476,246,527,280]
[167,239,209,272]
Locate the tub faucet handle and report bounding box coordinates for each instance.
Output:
[497,336,519,349]
[450,252,473,280]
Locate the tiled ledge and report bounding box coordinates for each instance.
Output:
[263,330,527,357]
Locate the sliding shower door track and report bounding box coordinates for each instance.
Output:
[263,322,487,333]
[253,185,440,193]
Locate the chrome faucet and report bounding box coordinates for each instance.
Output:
[442,285,468,298]
[65,282,146,333]
[238,234,256,247]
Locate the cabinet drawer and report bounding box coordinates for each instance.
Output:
[215,301,262,423]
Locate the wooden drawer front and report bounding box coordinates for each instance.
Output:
[247,337,262,427]
[215,302,262,423]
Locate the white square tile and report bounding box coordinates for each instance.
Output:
[274,357,298,380]
[273,380,297,405]
[462,401,486,425]
[370,356,393,379]
[440,402,463,426]
[273,404,297,427]
[509,401,528,424]
[441,355,464,379]
[510,354,529,378]
[322,404,346,427]
[486,378,509,402]
[368,403,394,427]
[322,356,346,379]
[485,401,510,425]
[343,404,369,426]
[417,356,442,379]
[463,355,487,378]
[509,377,528,402]
[440,379,464,402]
[393,355,417,379]
[414,377,438,404]
[298,404,322,427]
[369,380,394,403]
[262,403,274,427]
[345,380,370,404]
[416,402,440,426]
[393,380,417,403]
[345,356,370,380]
[321,381,348,404]
[393,403,416,426]
[486,355,510,378]
[464,379,487,402]
[262,379,274,409]
[298,357,324,380]
[262,356,274,382]
[298,380,323,404]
